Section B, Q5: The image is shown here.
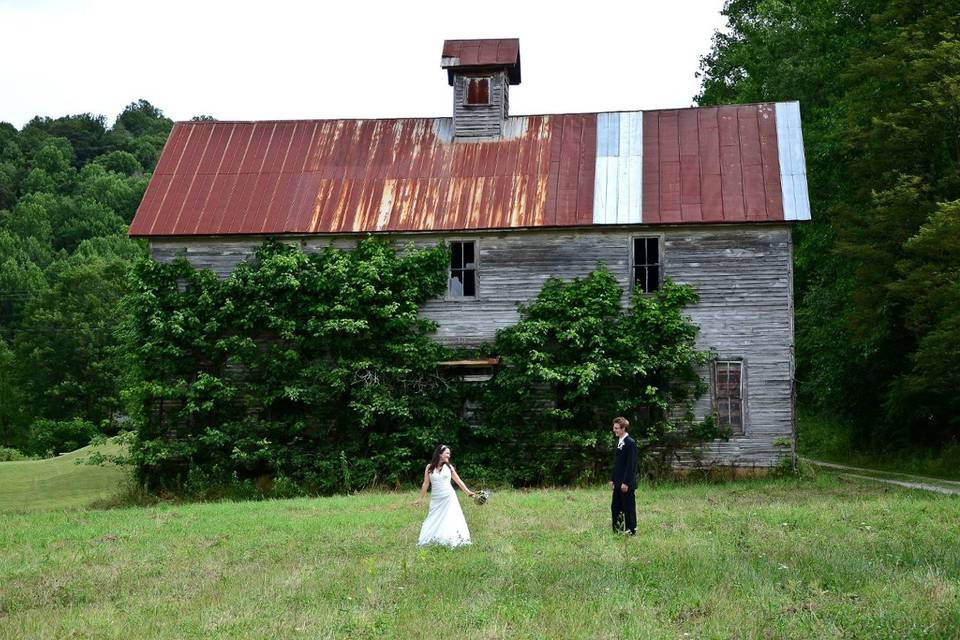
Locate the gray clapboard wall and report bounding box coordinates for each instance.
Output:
[452,70,509,139]
[149,223,795,467]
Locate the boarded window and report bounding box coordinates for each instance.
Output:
[449,240,477,298]
[632,237,661,293]
[714,360,744,435]
[465,78,490,106]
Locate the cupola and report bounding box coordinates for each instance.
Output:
[441,38,521,140]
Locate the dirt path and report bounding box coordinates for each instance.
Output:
[800,457,960,495]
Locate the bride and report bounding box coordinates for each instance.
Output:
[413,444,476,547]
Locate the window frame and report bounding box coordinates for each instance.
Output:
[630,234,664,294]
[446,238,479,301]
[462,76,492,107]
[713,359,745,436]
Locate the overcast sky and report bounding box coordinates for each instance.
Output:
[0,0,728,128]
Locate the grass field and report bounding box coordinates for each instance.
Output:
[1,475,958,639]
[0,439,130,512]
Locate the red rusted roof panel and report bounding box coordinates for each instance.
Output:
[130,103,794,237]
[442,38,519,67]
[642,112,661,223]
[758,104,784,218]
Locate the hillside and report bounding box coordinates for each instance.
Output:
[0,439,129,511]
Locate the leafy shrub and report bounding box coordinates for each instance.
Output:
[26,417,97,456]
[0,446,29,461]
[476,265,725,485]
[126,245,727,496]
[125,238,463,493]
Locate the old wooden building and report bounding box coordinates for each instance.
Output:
[128,38,811,467]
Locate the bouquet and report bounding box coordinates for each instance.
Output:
[473,489,491,505]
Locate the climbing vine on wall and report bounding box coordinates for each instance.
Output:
[474,267,725,484]
[124,238,462,493]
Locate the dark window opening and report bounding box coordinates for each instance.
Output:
[450,240,477,298]
[632,237,661,293]
[465,78,490,106]
[714,361,743,435]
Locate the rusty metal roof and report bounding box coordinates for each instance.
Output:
[128,103,810,238]
[442,38,521,85]
[442,38,519,68]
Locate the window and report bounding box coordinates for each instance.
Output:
[449,240,477,298]
[632,237,661,293]
[464,78,490,106]
[714,361,744,435]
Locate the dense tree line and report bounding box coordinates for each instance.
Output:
[0,100,172,455]
[698,0,960,449]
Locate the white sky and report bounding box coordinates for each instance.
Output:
[0,0,728,128]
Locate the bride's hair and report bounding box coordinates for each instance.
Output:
[428,444,450,474]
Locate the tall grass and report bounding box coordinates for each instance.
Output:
[1,476,958,639]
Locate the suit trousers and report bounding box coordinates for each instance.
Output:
[611,486,637,534]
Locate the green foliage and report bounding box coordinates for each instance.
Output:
[13,246,141,427]
[125,238,461,493]
[113,100,173,138]
[22,113,108,166]
[0,100,172,450]
[92,150,143,176]
[0,338,26,448]
[0,446,28,461]
[699,0,960,450]
[886,200,960,443]
[477,266,722,485]
[25,417,97,457]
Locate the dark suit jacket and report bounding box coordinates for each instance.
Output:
[611,435,638,489]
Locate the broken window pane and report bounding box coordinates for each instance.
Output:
[449,241,477,298]
[450,271,464,297]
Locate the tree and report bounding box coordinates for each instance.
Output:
[22,113,108,166]
[698,0,960,450]
[0,100,168,453]
[113,100,173,138]
[13,245,140,428]
[0,337,27,448]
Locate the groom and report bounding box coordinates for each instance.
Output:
[610,416,637,535]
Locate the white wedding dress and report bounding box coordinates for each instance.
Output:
[417,465,471,547]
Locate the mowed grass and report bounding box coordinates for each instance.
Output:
[0,440,130,512]
[1,476,958,639]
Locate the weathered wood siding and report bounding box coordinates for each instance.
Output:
[453,70,508,138]
[149,224,795,467]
